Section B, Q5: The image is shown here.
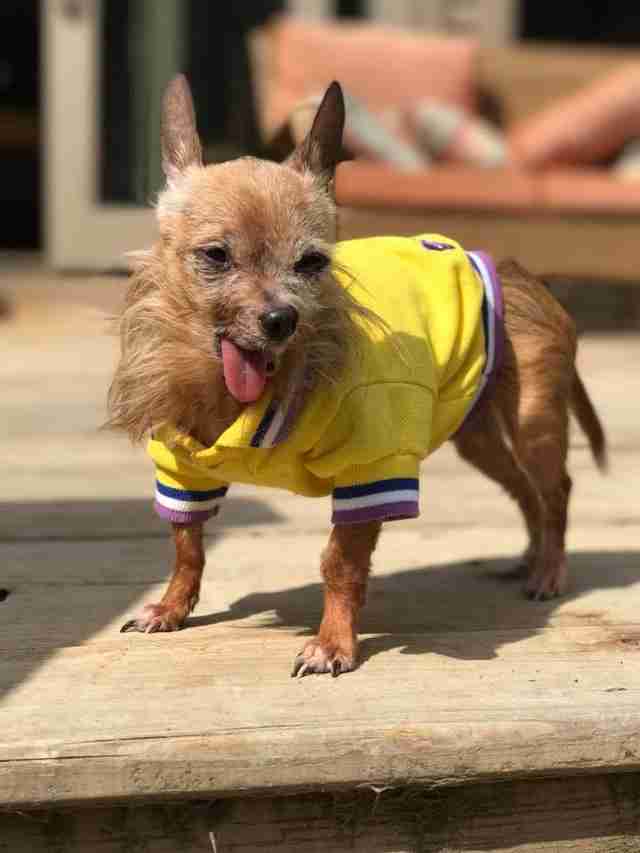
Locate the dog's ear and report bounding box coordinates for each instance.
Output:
[287,81,345,187]
[161,74,203,185]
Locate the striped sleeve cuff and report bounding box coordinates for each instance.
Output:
[332,477,419,525]
[154,481,228,524]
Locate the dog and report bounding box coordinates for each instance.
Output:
[108,76,607,677]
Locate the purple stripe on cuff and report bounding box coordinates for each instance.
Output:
[332,501,419,525]
[154,501,218,524]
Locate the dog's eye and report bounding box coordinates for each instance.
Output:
[202,246,230,267]
[294,251,329,277]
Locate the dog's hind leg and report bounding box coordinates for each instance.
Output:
[454,405,543,576]
[494,260,578,599]
[512,392,572,600]
[121,523,205,633]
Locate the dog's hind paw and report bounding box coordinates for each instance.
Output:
[120,603,186,634]
[291,638,356,678]
[524,559,568,601]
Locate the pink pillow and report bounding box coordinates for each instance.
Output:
[509,64,640,169]
[264,16,479,137]
[409,100,507,167]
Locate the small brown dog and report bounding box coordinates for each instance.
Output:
[109,76,606,677]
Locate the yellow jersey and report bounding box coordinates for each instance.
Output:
[149,234,502,525]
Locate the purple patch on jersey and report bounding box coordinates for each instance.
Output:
[421,240,454,251]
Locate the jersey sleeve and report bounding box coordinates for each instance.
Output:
[331,454,420,524]
[305,384,435,525]
[147,434,228,525]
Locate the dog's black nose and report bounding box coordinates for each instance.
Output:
[260,306,299,342]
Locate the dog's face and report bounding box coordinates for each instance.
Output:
[155,77,346,405]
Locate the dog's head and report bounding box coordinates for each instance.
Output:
[109,77,369,442]
[155,76,348,406]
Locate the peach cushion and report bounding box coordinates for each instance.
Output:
[264,16,479,136]
[336,162,537,212]
[509,64,640,169]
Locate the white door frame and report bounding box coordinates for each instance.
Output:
[44,0,334,270]
[43,0,156,270]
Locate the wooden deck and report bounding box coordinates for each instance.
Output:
[1,261,640,851]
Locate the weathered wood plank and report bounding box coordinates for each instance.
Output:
[1,620,640,806]
[3,773,640,852]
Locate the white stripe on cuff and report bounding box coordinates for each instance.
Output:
[154,491,224,513]
[332,488,418,512]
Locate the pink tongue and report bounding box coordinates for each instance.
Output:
[220,338,268,403]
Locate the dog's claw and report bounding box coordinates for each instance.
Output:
[331,659,341,678]
[524,577,564,601]
[526,587,556,602]
[292,658,316,679]
[120,619,140,634]
[291,657,306,678]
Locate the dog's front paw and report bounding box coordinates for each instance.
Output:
[120,603,187,634]
[291,638,356,678]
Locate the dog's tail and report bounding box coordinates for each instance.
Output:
[570,370,607,472]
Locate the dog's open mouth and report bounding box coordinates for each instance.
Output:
[218,337,276,404]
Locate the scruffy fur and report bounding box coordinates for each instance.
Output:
[110,77,606,676]
[107,160,375,446]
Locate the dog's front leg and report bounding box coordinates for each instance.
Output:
[292,521,381,677]
[121,522,205,633]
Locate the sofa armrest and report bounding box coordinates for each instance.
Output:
[539,168,640,214]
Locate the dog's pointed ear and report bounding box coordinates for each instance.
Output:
[287,81,345,187]
[161,74,203,185]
